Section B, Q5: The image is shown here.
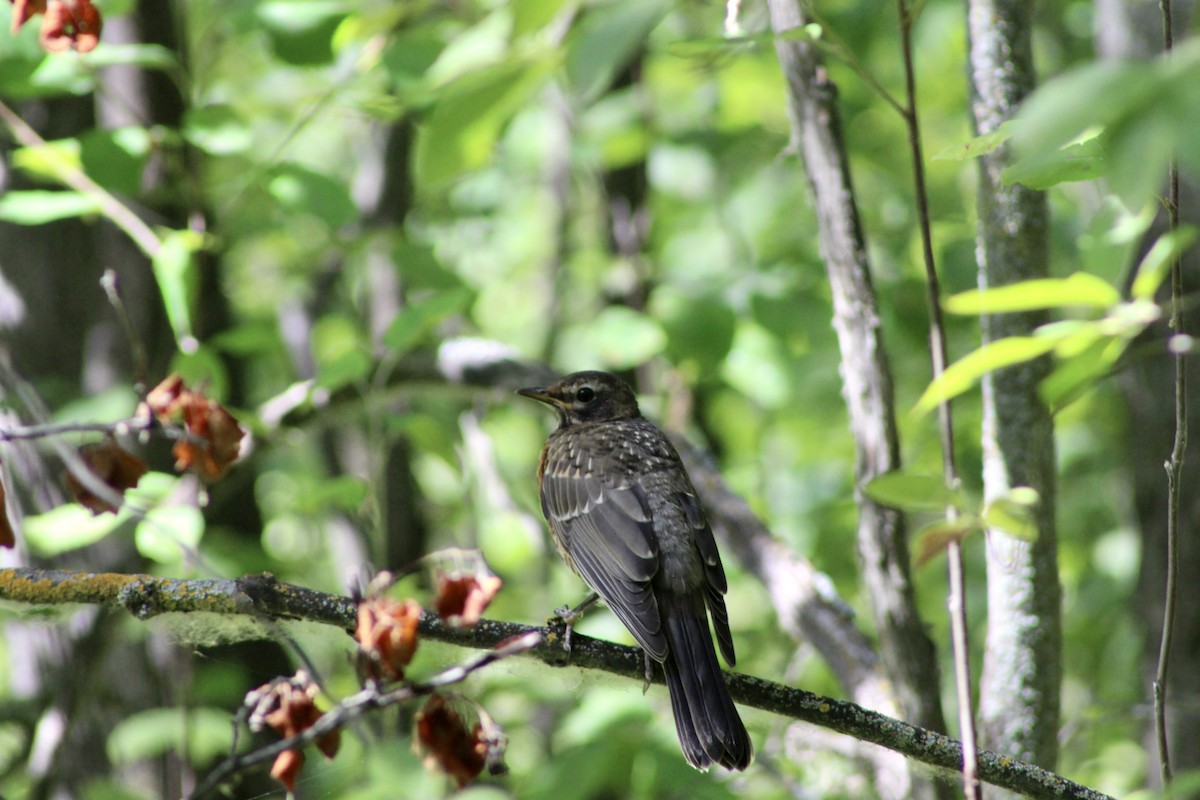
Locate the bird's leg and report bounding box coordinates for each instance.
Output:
[550,592,600,653]
[642,652,655,694]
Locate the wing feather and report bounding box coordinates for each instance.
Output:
[542,466,666,660]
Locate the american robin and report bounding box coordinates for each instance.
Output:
[518,370,753,771]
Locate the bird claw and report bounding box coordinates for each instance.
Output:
[547,593,600,655]
[550,604,580,653]
[642,652,654,694]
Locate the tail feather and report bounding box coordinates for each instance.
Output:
[662,610,753,771]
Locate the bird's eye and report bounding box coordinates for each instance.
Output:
[576,386,596,403]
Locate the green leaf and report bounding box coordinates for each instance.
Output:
[914,336,1060,415]
[381,29,445,85]
[1003,137,1107,189]
[108,708,231,766]
[295,475,369,514]
[152,229,204,347]
[1131,226,1199,299]
[1040,336,1128,411]
[22,504,126,557]
[982,487,1040,541]
[582,306,667,369]
[933,124,1012,161]
[414,55,557,188]
[863,472,964,512]
[943,273,1120,315]
[383,288,473,355]
[183,105,253,155]
[1011,61,1154,156]
[134,504,205,564]
[565,0,670,102]
[10,139,82,183]
[651,289,735,372]
[0,191,102,224]
[80,127,152,196]
[513,0,569,38]
[81,44,179,71]
[313,314,371,390]
[256,0,349,66]
[268,162,358,228]
[912,517,979,568]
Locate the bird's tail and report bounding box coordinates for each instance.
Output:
[662,609,753,771]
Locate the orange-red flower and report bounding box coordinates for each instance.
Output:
[39,0,101,53]
[434,573,502,628]
[246,672,340,792]
[65,441,148,515]
[414,694,486,788]
[145,375,246,480]
[355,597,422,682]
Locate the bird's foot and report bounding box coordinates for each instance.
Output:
[642,652,654,694]
[547,593,600,654]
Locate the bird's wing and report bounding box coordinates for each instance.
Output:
[679,491,736,667]
[541,466,667,661]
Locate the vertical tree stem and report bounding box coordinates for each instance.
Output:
[896,3,980,797]
[1153,0,1182,788]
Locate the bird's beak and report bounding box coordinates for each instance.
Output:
[517,386,558,407]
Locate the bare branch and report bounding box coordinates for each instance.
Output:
[0,567,1112,800]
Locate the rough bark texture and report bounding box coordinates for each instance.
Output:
[766,0,948,795]
[1094,0,1200,781]
[967,0,1062,778]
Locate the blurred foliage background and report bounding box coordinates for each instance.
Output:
[0,0,1197,798]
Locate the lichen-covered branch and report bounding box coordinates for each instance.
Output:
[0,567,1110,800]
[967,0,1062,775]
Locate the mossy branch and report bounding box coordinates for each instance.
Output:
[0,567,1111,800]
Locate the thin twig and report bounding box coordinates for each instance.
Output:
[100,270,151,395]
[188,631,542,799]
[895,1,980,797]
[0,100,162,259]
[1153,0,1183,788]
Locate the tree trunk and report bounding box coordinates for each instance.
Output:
[967,0,1062,780]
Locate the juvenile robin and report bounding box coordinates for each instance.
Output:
[518,370,752,771]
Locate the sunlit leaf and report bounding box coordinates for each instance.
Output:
[23,504,126,556]
[414,55,556,188]
[1040,336,1128,411]
[10,139,81,182]
[912,517,979,568]
[582,306,667,369]
[108,708,231,765]
[982,487,1040,541]
[135,504,205,564]
[944,273,1120,315]
[513,0,569,38]
[1130,226,1199,300]
[256,0,349,65]
[183,105,252,155]
[915,336,1060,415]
[863,472,964,512]
[82,44,179,70]
[383,288,474,355]
[933,125,1012,161]
[0,191,101,224]
[152,229,204,347]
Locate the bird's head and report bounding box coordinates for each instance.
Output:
[517,371,642,427]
